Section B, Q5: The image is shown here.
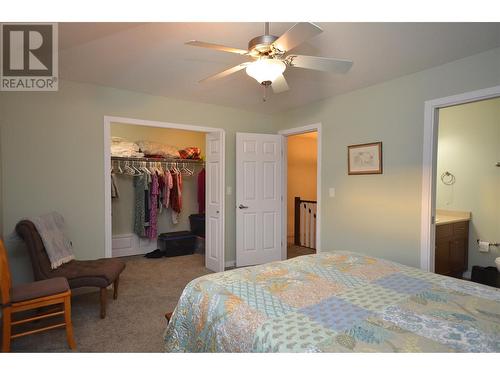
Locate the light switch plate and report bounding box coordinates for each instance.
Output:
[329,187,335,198]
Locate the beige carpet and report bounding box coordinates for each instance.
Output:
[8,254,211,352]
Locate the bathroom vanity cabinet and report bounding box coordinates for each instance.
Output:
[435,220,469,278]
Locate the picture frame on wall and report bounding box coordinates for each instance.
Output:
[347,142,383,175]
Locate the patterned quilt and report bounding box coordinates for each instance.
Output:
[164,252,500,352]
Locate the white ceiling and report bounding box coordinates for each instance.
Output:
[59,22,500,114]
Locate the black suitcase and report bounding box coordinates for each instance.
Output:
[471,266,499,288]
[158,231,197,257]
[189,214,205,238]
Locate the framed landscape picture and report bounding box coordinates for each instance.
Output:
[348,142,383,175]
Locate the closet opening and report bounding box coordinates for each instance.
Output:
[103,117,225,273]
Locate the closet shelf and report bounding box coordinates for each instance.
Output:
[111,156,205,164]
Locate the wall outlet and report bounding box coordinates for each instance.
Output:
[226,186,232,195]
[329,187,336,198]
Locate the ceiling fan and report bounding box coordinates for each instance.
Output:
[185,22,353,99]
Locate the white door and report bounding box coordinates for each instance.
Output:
[205,131,225,272]
[236,133,282,267]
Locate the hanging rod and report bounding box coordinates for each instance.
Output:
[111,156,204,164]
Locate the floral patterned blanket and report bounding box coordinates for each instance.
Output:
[164,252,500,352]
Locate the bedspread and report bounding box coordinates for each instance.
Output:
[164,252,500,352]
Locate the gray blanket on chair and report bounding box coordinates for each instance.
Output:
[30,212,75,269]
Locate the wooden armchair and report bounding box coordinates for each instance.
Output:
[1,239,76,352]
[16,220,126,319]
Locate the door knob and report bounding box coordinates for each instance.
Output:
[239,204,249,209]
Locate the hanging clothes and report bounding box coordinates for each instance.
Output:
[146,173,159,239]
[162,169,173,208]
[158,172,165,214]
[133,174,148,237]
[124,159,190,235]
[177,172,183,211]
[197,168,205,213]
[111,173,120,199]
[170,170,183,224]
[144,173,151,228]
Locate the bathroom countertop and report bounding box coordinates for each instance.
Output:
[436,209,471,226]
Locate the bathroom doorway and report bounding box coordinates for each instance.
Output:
[420,86,500,278]
[434,97,500,278]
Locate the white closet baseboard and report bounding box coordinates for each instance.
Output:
[112,233,157,258]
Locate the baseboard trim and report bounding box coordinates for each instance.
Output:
[112,233,157,257]
[224,260,236,269]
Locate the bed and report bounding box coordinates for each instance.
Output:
[164,251,500,352]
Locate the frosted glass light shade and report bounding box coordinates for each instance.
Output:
[246,58,286,84]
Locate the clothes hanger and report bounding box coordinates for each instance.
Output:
[132,161,143,175]
[161,162,167,173]
[171,162,178,174]
[180,162,188,176]
[130,161,142,176]
[155,162,162,175]
[182,162,194,176]
[149,162,156,174]
[156,162,163,174]
[140,161,151,175]
[123,161,134,176]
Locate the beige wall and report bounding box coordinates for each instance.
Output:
[0,80,274,284]
[111,123,206,236]
[274,47,500,268]
[287,132,317,241]
[437,97,500,270]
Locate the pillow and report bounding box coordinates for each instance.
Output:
[179,147,201,160]
[136,140,180,158]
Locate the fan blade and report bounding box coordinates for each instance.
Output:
[272,23,323,53]
[185,40,248,55]
[199,63,249,83]
[287,55,353,74]
[271,74,289,93]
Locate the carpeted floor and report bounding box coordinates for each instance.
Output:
[287,244,315,259]
[9,254,211,352]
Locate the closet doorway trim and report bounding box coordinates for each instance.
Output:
[103,116,226,273]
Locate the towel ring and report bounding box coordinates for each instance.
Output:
[441,171,456,185]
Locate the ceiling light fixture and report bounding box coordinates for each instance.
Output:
[246,58,286,85]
